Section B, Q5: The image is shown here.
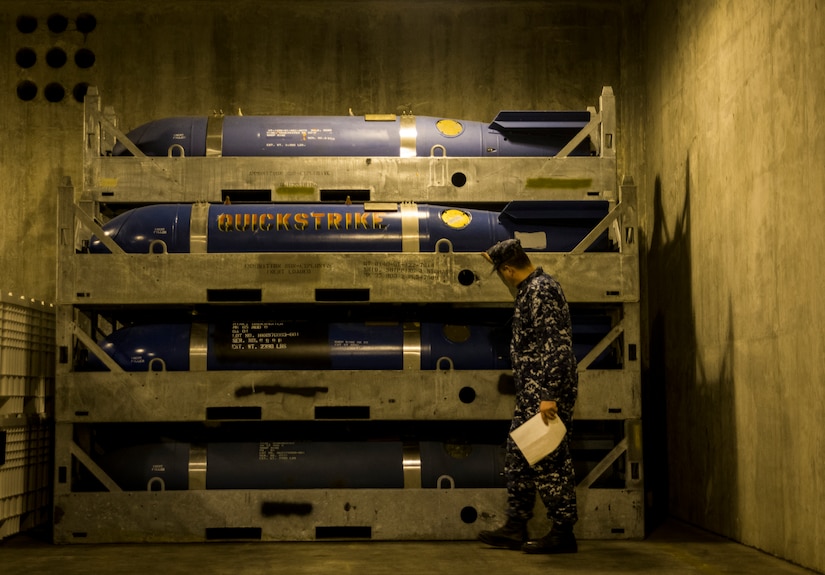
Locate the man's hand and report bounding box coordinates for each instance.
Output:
[540,400,558,423]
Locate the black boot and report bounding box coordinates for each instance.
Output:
[478,517,528,550]
[521,523,577,554]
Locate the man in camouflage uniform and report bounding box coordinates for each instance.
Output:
[478,238,578,554]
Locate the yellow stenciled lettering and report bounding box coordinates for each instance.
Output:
[311,212,325,230]
[328,212,342,230]
[372,212,386,229]
[217,213,232,232]
[250,213,267,232]
[260,213,273,231]
[294,213,308,230]
[276,213,291,231]
[354,212,369,230]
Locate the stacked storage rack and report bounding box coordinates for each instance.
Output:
[54,86,641,543]
[0,291,54,540]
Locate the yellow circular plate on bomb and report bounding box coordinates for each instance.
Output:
[436,119,464,137]
[440,208,472,229]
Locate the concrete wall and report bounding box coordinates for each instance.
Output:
[642,1,825,572]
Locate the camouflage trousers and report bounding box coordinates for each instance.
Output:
[505,426,578,526]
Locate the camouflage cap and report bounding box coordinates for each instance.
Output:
[485,238,525,270]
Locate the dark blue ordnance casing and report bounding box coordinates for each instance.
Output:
[87,201,612,254]
[82,316,620,372]
[84,321,510,372]
[91,440,505,490]
[112,111,592,157]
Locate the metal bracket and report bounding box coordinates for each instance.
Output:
[578,437,627,489]
[73,204,125,255]
[556,112,602,158]
[69,441,123,492]
[85,91,177,183]
[577,322,624,371]
[72,322,124,373]
[570,200,626,254]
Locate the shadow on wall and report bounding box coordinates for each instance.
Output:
[645,157,739,536]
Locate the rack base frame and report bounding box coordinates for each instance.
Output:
[52,487,643,544]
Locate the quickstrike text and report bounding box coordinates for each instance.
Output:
[216,211,388,232]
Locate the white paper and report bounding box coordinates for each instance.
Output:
[509,412,567,466]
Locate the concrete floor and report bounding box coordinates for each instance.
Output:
[0,519,818,575]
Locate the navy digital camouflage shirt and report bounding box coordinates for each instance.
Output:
[511,267,578,423]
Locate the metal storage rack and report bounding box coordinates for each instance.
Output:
[53,86,642,543]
